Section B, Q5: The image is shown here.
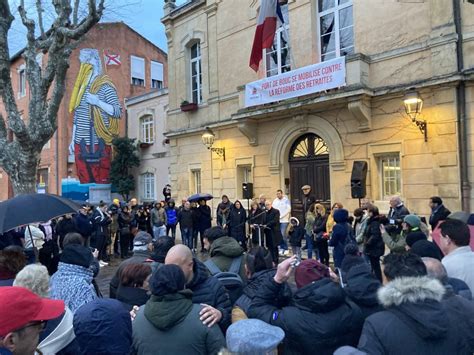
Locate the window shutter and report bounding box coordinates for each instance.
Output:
[151,61,163,81]
[131,56,145,80]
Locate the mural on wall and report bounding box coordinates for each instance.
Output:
[68,48,122,185]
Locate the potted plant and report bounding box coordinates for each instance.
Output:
[180,100,198,112]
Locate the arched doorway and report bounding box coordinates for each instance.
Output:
[289,133,330,222]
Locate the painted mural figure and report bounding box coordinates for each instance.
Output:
[69,48,122,184]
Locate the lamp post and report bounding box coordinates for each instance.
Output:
[403,91,427,142]
[201,127,226,161]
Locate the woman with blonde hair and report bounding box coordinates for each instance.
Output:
[326,202,343,235]
[313,204,330,266]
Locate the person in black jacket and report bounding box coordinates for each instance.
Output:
[228,200,247,251]
[429,196,451,231]
[56,214,77,249]
[165,244,232,332]
[386,195,410,236]
[313,203,329,265]
[73,205,93,246]
[263,200,282,265]
[363,206,385,282]
[358,252,474,354]
[248,257,365,354]
[195,199,212,252]
[116,263,151,311]
[91,202,111,265]
[248,200,265,247]
[178,201,194,250]
[301,185,316,224]
[118,206,133,259]
[288,217,304,259]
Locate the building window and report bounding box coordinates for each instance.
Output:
[131,55,145,86]
[237,165,253,199]
[380,155,401,199]
[317,0,354,62]
[19,68,26,98]
[190,169,201,194]
[151,61,164,89]
[37,168,48,193]
[141,173,155,200]
[140,116,154,144]
[264,3,291,77]
[190,43,202,104]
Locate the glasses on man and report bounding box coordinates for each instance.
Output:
[14,320,46,334]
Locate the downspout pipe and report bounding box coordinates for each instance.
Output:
[453,0,470,212]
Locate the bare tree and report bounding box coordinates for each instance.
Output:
[0,0,105,195]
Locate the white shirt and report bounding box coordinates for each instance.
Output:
[442,246,474,293]
[272,196,291,223]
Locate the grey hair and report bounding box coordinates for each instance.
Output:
[13,264,50,298]
[422,257,448,283]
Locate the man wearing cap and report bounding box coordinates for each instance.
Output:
[0,287,65,355]
[301,185,316,221]
[109,231,154,298]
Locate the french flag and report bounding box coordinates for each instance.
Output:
[249,0,284,72]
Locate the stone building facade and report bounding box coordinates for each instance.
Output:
[163,0,474,218]
[126,89,171,203]
[0,22,167,201]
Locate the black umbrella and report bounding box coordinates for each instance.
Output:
[0,193,82,233]
[187,193,213,203]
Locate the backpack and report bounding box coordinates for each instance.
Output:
[205,256,244,305]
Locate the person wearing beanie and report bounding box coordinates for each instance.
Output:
[49,244,97,313]
[329,208,352,268]
[132,264,225,355]
[74,298,132,355]
[248,257,365,354]
[410,240,443,260]
[226,319,285,354]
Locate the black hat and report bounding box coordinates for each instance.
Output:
[204,226,227,243]
[60,244,92,268]
[410,240,442,261]
[149,264,185,296]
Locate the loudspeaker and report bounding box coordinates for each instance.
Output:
[242,182,254,199]
[350,161,368,199]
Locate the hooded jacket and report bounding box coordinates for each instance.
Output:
[228,202,247,241]
[187,259,232,330]
[209,236,246,281]
[288,217,305,247]
[37,307,79,355]
[358,276,474,354]
[132,291,225,355]
[329,209,350,268]
[165,201,178,226]
[248,276,364,355]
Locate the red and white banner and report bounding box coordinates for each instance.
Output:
[245,56,346,108]
[249,0,280,72]
[104,51,121,66]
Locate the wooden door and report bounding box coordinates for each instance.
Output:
[289,134,330,223]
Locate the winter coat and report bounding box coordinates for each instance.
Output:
[288,225,305,247]
[187,259,232,330]
[165,203,178,226]
[302,194,316,215]
[381,229,406,253]
[248,276,365,355]
[386,204,410,235]
[73,213,93,238]
[23,225,45,250]
[429,204,451,231]
[91,208,111,236]
[305,212,316,235]
[177,208,194,229]
[313,213,328,235]
[329,209,351,268]
[118,211,133,231]
[109,250,152,299]
[132,291,225,355]
[343,263,383,320]
[355,214,369,244]
[208,236,246,281]
[50,262,97,313]
[232,269,292,323]
[150,207,167,227]
[38,307,79,355]
[116,286,150,311]
[363,215,385,258]
[228,204,247,242]
[135,211,150,231]
[56,217,77,241]
[195,205,212,231]
[216,200,232,226]
[358,276,474,354]
[264,208,282,246]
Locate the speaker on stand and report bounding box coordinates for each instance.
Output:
[350,161,368,207]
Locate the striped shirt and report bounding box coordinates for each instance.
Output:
[73,81,122,145]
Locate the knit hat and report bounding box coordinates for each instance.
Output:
[410,240,442,261]
[226,319,285,355]
[403,214,421,228]
[149,264,186,296]
[295,259,330,289]
[60,244,92,268]
[133,231,153,246]
[203,226,227,243]
[151,236,175,263]
[448,211,470,224]
[406,231,427,248]
[341,244,365,273]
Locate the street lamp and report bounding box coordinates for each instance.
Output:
[403,90,427,142]
[201,127,225,161]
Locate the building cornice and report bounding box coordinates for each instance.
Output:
[125,88,169,107]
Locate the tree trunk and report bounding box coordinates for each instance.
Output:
[4,147,39,196]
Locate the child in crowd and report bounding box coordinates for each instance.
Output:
[287,217,305,259]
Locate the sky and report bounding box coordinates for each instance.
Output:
[8,0,189,55]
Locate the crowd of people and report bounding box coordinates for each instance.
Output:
[1,186,474,354]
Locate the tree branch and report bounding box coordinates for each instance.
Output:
[73,0,81,26]
[36,0,46,39]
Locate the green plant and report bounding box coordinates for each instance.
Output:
[110,137,140,200]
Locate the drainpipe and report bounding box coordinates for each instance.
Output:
[453,0,470,212]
